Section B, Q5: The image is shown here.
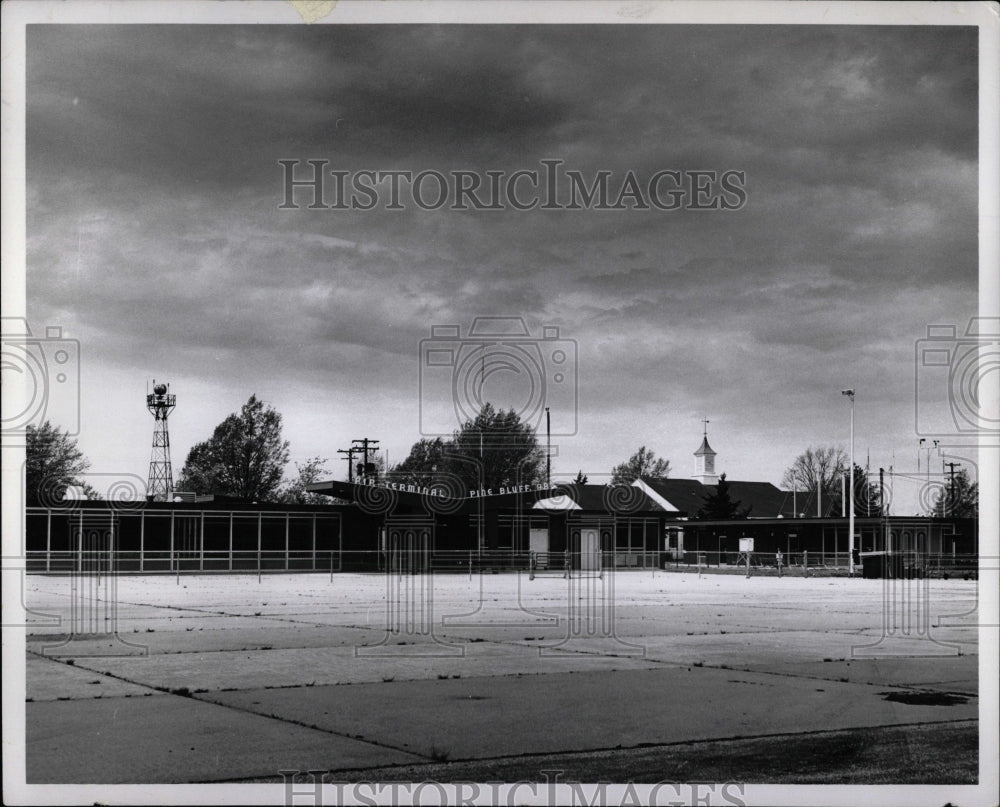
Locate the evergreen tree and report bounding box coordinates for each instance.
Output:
[931,469,978,518]
[847,464,883,517]
[696,473,750,519]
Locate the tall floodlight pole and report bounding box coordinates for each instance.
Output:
[842,389,855,575]
[146,381,177,502]
[546,407,551,489]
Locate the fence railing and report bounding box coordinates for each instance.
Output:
[24,548,979,577]
[661,551,854,570]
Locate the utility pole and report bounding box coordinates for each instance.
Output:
[865,448,871,517]
[879,466,888,557]
[944,461,961,517]
[337,447,356,482]
[919,439,940,487]
[352,438,381,482]
[841,388,855,576]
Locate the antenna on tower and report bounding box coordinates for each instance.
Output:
[146,380,177,501]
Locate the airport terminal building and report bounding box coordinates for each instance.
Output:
[22,429,978,576]
[24,475,976,577]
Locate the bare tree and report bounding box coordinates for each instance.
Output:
[278,457,333,505]
[782,445,848,514]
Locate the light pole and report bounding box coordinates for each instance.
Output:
[545,407,551,489]
[841,389,855,575]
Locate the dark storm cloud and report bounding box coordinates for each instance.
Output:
[25,22,978,482]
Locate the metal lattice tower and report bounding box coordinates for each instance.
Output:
[146,381,176,501]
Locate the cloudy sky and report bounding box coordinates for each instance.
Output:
[24,17,981,505]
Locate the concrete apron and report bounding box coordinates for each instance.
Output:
[207,666,978,761]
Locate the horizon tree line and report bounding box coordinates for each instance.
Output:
[23,400,979,519]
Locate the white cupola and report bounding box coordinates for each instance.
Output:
[693,419,720,485]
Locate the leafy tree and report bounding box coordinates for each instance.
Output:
[24,421,96,503]
[392,438,447,486]
[448,404,545,491]
[610,446,670,484]
[931,469,978,518]
[177,440,218,494]
[781,445,848,515]
[573,470,589,484]
[392,404,544,493]
[178,394,290,501]
[278,457,334,505]
[696,473,750,519]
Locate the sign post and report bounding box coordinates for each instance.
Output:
[738,537,754,578]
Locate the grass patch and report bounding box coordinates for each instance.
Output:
[258,721,977,784]
[882,691,969,706]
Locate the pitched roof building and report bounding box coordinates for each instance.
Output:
[632,424,798,518]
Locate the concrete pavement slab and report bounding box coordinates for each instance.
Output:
[26,693,424,783]
[26,655,163,701]
[26,623,383,656]
[62,641,663,691]
[208,667,977,760]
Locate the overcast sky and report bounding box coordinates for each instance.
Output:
[25,21,980,506]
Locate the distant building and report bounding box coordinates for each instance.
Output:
[636,426,796,519]
[22,424,975,576]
